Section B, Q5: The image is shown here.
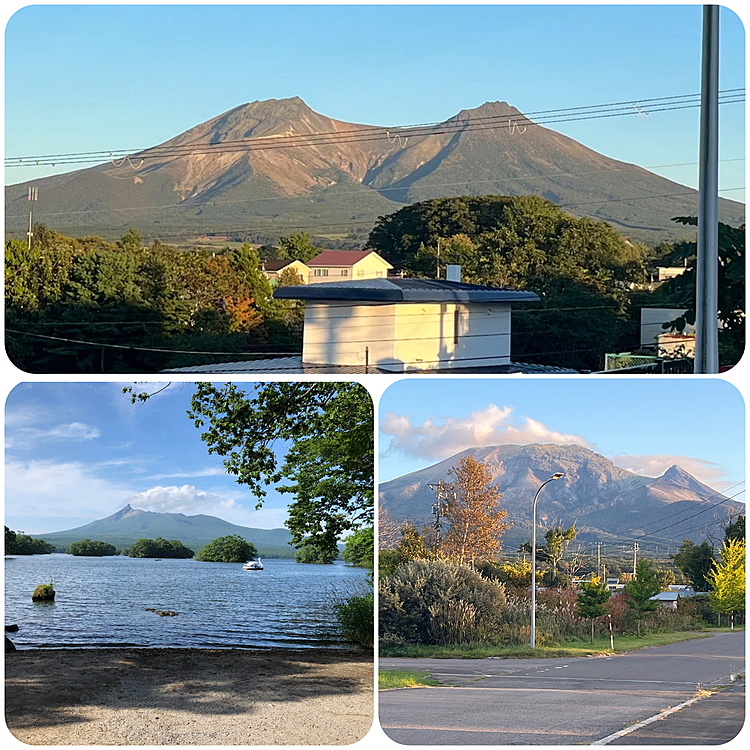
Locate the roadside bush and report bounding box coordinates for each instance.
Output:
[379,559,506,646]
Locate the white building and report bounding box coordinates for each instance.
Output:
[274,277,540,372]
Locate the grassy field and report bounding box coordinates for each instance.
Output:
[379,628,743,659]
[378,670,441,690]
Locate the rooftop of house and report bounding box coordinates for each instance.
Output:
[162,356,577,375]
[260,259,301,272]
[306,250,391,267]
[274,277,541,303]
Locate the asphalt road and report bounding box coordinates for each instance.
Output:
[379,632,745,745]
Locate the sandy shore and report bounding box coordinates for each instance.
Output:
[5,647,374,745]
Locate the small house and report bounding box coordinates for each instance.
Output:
[306,250,393,284]
[259,259,309,284]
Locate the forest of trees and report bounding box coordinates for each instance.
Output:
[5,196,744,372]
[4,527,54,555]
[5,226,304,373]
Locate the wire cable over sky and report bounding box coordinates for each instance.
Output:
[6,89,745,169]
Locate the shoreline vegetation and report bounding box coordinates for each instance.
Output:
[5,646,374,745]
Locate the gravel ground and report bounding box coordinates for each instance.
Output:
[5,647,374,745]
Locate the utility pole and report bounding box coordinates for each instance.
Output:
[436,238,441,279]
[633,542,639,576]
[597,542,602,580]
[427,479,454,552]
[27,186,38,249]
[695,4,720,373]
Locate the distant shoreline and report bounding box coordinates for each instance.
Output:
[5,646,374,745]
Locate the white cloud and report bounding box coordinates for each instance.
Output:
[609,454,734,493]
[380,403,591,461]
[5,456,133,523]
[148,467,227,480]
[127,485,240,515]
[6,421,101,449]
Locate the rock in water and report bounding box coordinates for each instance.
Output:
[32,584,55,601]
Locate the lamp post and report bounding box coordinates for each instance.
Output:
[530,472,564,649]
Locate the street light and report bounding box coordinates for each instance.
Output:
[531,472,564,649]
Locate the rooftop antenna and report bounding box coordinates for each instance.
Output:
[27,186,38,250]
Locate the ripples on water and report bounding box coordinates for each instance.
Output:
[4,554,369,649]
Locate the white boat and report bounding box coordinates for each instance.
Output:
[243,558,263,570]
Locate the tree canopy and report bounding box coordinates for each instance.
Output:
[4,528,54,555]
[294,541,337,564]
[127,537,195,559]
[67,539,118,556]
[5,228,303,373]
[342,527,374,569]
[195,535,257,563]
[671,539,714,591]
[367,195,646,370]
[184,382,373,560]
[707,538,745,622]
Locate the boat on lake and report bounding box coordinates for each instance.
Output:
[243,558,263,570]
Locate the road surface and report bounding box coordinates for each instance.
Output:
[379,632,744,745]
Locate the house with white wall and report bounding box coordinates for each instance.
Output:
[259,258,309,284]
[306,250,393,284]
[274,276,540,372]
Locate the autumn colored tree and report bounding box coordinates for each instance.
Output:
[442,456,509,565]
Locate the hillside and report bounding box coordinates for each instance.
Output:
[379,444,743,552]
[6,97,744,244]
[37,504,296,557]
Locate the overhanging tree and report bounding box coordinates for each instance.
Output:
[182,382,373,560]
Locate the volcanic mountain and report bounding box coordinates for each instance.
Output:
[36,504,296,557]
[5,97,744,243]
[379,444,743,552]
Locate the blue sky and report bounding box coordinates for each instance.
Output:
[3,3,746,201]
[378,378,746,502]
[4,382,296,535]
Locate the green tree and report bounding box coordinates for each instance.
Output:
[707,538,745,627]
[343,527,374,569]
[543,524,578,581]
[294,541,336,564]
[724,515,745,543]
[576,577,611,643]
[66,539,118,556]
[278,232,321,263]
[5,526,17,554]
[624,558,661,637]
[195,535,258,563]
[657,218,745,367]
[671,539,715,591]
[183,382,373,561]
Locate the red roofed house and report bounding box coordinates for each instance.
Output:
[306,250,393,284]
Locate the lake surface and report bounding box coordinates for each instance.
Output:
[4,554,369,649]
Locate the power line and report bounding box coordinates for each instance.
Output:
[6,89,745,168]
[5,157,746,222]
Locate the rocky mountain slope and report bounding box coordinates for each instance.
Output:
[6,97,744,243]
[379,444,742,552]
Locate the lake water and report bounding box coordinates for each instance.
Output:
[4,554,369,650]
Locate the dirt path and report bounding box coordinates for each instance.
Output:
[5,647,374,745]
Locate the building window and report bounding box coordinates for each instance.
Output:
[357,270,365,277]
[313,269,329,277]
[341,269,349,276]
[375,271,383,277]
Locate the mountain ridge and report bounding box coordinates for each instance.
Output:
[379,443,742,552]
[6,97,744,243]
[36,505,296,557]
